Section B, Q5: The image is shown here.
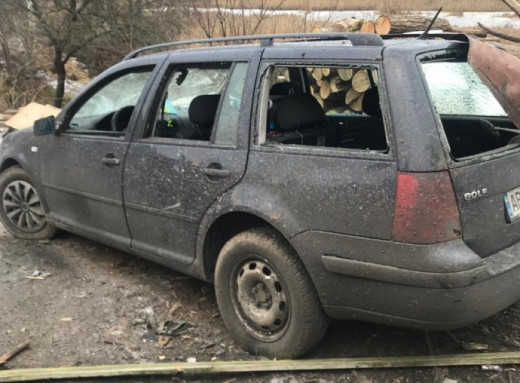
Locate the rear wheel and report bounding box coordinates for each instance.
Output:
[215,227,329,359]
[0,166,56,239]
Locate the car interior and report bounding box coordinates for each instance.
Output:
[263,65,389,152]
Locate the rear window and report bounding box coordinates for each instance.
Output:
[423,62,507,117]
[421,56,519,160]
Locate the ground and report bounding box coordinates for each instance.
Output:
[1,224,520,383]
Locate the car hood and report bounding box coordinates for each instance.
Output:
[468,36,520,128]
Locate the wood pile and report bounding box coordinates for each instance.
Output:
[307,67,378,114]
[313,14,487,38]
[308,13,489,114]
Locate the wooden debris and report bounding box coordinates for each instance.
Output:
[478,22,520,43]
[168,301,183,317]
[3,352,520,382]
[352,70,370,93]
[389,15,452,34]
[312,68,323,81]
[350,93,365,112]
[329,76,347,93]
[322,67,331,77]
[452,27,487,38]
[319,80,331,99]
[331,21,348,32]
[375,15,391,35]
[0,341,30,366]
[360,20,376,34]
[345,88,361,105]
[337,68,353,81]
[344,18,364,32]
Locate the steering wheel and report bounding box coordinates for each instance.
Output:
[111,105,135,132]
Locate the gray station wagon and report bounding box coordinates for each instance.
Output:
[1,32,520,358]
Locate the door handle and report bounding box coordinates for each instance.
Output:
[102,155,121,167]
[202,167,230,178]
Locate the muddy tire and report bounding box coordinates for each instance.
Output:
[0,166,56,239]
[215,227,329,359]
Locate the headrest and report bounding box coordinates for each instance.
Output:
[276,94,326,132]
[362,87,382,118]
[270,82,300,96]
[188,94,220,126]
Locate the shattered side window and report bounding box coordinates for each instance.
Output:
[421,57,517,160]
[151,63,231,141]
[261,64,388,153]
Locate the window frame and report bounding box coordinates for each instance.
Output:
[60,65,156,139]
[140,61,247,149]
[417,49,520,166]
[252,61,394,161]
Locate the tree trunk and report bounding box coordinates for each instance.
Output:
[54,50,66,108]
[360,20,375,33]
[375,15,391,35]
[0,35,13,76]
[389,15,452,34]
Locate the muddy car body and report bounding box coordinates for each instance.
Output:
[1,33,520,358]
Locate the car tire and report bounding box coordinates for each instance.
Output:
[0,166,56,239]
[215,227,329,359]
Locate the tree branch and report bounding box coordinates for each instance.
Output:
[503,0,520,18]
[478,22,520,43]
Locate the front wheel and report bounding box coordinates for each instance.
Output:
[215,227,329,359]
[0,166,56,239]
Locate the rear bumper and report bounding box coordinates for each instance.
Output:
[291,231,520,330]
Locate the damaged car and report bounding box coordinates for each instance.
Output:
[1,32,520,359]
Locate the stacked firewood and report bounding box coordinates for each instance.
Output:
[307,67,378,114]
[308,13,493,113]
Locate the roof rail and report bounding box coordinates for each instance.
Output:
[380,32,469,42]
[123,33,385,60]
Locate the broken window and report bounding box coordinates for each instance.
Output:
[151,63,231,141]
[259,64,388,153]
[421,55,518,160]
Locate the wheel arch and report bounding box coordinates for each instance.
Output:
[0,158,22,174]
[200,211,296,282]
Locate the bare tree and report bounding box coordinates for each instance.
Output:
[190,0,287,39]
[13,0,113,107]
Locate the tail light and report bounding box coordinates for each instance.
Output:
[392,171,462,244]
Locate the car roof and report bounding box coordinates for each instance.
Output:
[122,33,469,62]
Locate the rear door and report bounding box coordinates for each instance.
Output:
[123,51,259,265]
[420,48,520,256]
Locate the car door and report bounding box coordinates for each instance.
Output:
[37,64,157,247]
[123,54,256,265]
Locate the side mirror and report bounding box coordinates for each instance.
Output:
[33,116,56,136]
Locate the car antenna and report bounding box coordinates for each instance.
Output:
[418,7,443,40]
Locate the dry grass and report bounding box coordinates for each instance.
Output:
[247,0,510,13]
[180,13,325,40]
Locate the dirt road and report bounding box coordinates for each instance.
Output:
[1,225,520,382]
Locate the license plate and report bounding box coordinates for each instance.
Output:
[504,186,520,222]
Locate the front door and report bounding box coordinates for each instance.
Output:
[123,61,251,264]
[38,66,156,246]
